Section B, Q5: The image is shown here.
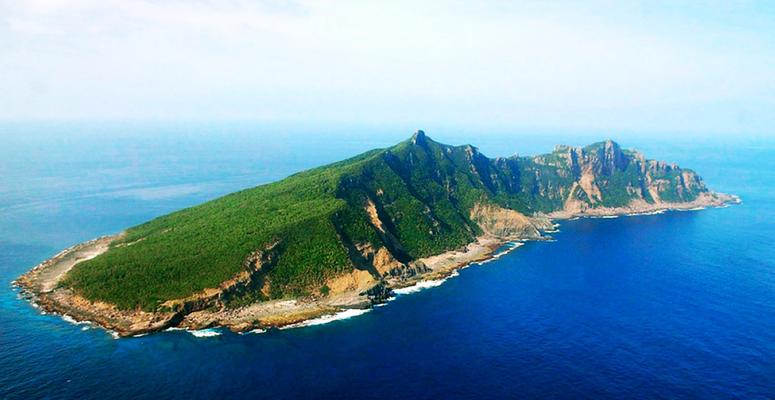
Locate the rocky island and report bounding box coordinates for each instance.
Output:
[16,131,739,336]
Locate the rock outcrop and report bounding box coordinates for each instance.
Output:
[541,140,711,214]
[470,203,548,239]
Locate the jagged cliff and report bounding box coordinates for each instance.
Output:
[542,140,707,213]
[16,131,737,335]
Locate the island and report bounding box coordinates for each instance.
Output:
[15,131,739,336]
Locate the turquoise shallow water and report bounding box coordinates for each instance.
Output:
[0,124,773,399]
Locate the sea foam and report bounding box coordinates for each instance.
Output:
[474,242,524,266]
[61,314,92,326]
[392,270,460,295]
[163,327,223,338]
[626,209,667,216]
[188,328,222,338]
[280,308,372,329]
[678,206,705,212]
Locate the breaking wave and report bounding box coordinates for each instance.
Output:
[280,308,372,329]
[163,327,223,338]
[626,209,666,216]
[678,206,705,212]
[188,328,222,338]
[392,270,460,295]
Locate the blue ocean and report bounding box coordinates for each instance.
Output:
[1,123,772,399]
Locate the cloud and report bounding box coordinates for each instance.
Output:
[0,0,773,135]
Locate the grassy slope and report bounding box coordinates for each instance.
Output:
[64,134,706,310]
[64,149,381,310]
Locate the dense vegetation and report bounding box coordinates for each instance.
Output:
[64,132,707,310]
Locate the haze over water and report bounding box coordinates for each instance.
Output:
[0,124,773,399]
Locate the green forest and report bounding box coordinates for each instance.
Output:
[64,132,706,310]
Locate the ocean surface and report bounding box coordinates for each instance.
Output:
[0,123,773,399]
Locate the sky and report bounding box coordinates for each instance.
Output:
[1,0,774,137]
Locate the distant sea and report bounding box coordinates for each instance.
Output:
[1,122,772,399]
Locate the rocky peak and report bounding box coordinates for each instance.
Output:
[411,130,427,145]
[553,144,576,153]
[550,144,583,175]
[602,140,625,173]
[582,139,627,176]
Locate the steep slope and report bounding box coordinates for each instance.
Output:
[55,132,731,318]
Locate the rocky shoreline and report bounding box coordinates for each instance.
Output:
[14,234,517,337]
[547,192,740,220]
[14,192,739,338]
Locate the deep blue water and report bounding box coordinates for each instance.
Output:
[0,124,773,399]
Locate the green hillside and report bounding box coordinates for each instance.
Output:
[63,132,709,310]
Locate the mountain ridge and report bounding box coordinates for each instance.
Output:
[16,131,738,336]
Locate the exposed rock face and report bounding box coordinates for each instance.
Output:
[543,140,709,213]
[361,282,393,303]
[470,203,544,239]
[372,247,402,275]
[364,199,386,233]
[325,268,376,295]
[382,261,431,280]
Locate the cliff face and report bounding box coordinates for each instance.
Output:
[57,131,729,314]
[533,140,707,213]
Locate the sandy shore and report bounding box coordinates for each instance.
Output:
[15,192,740,337]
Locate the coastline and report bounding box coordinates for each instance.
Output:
[547,192,740,220]
[14,192,740,338]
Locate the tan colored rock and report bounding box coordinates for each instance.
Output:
[325,269,376,295]
[364,199,385,233]
[470,202,542,239]
[579,169,602,203]
[372,247,403,275]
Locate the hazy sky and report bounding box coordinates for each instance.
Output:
[2,1,774,136]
